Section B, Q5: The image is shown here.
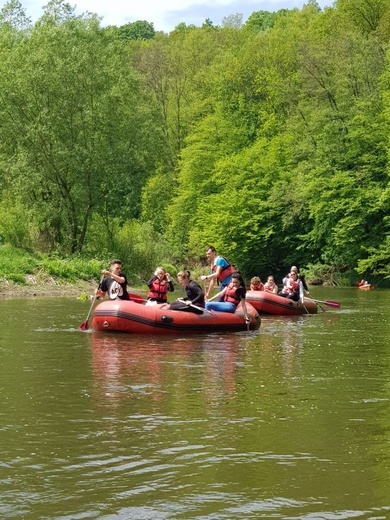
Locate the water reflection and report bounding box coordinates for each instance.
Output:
[90,332,253,411]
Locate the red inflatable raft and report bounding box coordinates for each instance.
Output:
[92,299,260,335]
[246,290,318,315]
[357,284,374,290]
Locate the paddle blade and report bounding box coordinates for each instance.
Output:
[79,320,89,331]
[324,300,341,308]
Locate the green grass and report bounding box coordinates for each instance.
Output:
[0,244,105,285]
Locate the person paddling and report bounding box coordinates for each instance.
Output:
[169,270,205,314]
[96,259,130,300]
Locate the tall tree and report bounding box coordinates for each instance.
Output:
[0,1,158,253]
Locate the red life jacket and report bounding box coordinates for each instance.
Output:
[224,283,241,306]
[147,278,169,302]
[250,283,264,291]
[211,256,236,283]
[286,279,300,295]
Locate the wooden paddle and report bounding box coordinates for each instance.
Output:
[80,274,104,331]
[309,298,341,309]
[178,298,212,314]
[300,295,310,314]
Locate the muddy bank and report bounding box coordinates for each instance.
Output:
[0,279,98,299]
[0,278,146,299]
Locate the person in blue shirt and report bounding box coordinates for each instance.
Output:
[200,246,235,300]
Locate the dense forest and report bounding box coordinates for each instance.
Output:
[0,0,389,285]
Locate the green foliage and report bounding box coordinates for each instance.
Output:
[0,196,35,249]
[44,256,103,281]
[221,14,244,29]
[140,167,176,233]
[1,1,390,286]
[0,244,39,277]
[0,2,163,255]
[0,244,105,283]
[357,234,390,278]
[244,10,280,31]
[117,20,155,41]
[303,263,341,286]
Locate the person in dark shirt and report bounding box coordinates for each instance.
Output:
[169,270,205,314]
[96,259,130,300]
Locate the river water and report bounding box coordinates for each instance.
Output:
[0,288,389,519]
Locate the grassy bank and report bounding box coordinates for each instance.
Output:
[0,244,144,297]
[0,244,104,284]
[1,244,386,296]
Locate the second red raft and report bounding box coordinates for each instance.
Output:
[246,290,318,315]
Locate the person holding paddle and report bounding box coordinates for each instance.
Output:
[169,270,205,314]
[200,246,235,299]
[96,259,130,301]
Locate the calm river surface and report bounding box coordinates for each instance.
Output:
[1,288,389,519]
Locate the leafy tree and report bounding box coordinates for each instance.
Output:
[117,20,155,41]
[0,0,31,29]
[221,13,243,29]
[0,1,158,253]
[244,10,279,31]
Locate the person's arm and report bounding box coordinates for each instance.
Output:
[190,284,204,305]
[200,271,218,298]
[206,285,227,302]
[299,281,304,301]
[201,259,226,298]
[146,276,156,288]
[103,268,126,285]
[166,276,174,292]
[237,288,250,322]
[205,275,216,299]
[96,278,107,299]
[241,298,250,322]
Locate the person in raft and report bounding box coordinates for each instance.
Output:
[199,245,235,299]
[263,275,278,294]
[283,265,310,297]
[169,270,205,314]
[146,266,174,305]
[282,265,298,285]
[96,259,130,300]
[205,272,250,323]
[278,270,304,302]
[250,276,264,291]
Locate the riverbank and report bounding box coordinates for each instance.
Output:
[0,277,147,299]
[0,278,96,298]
